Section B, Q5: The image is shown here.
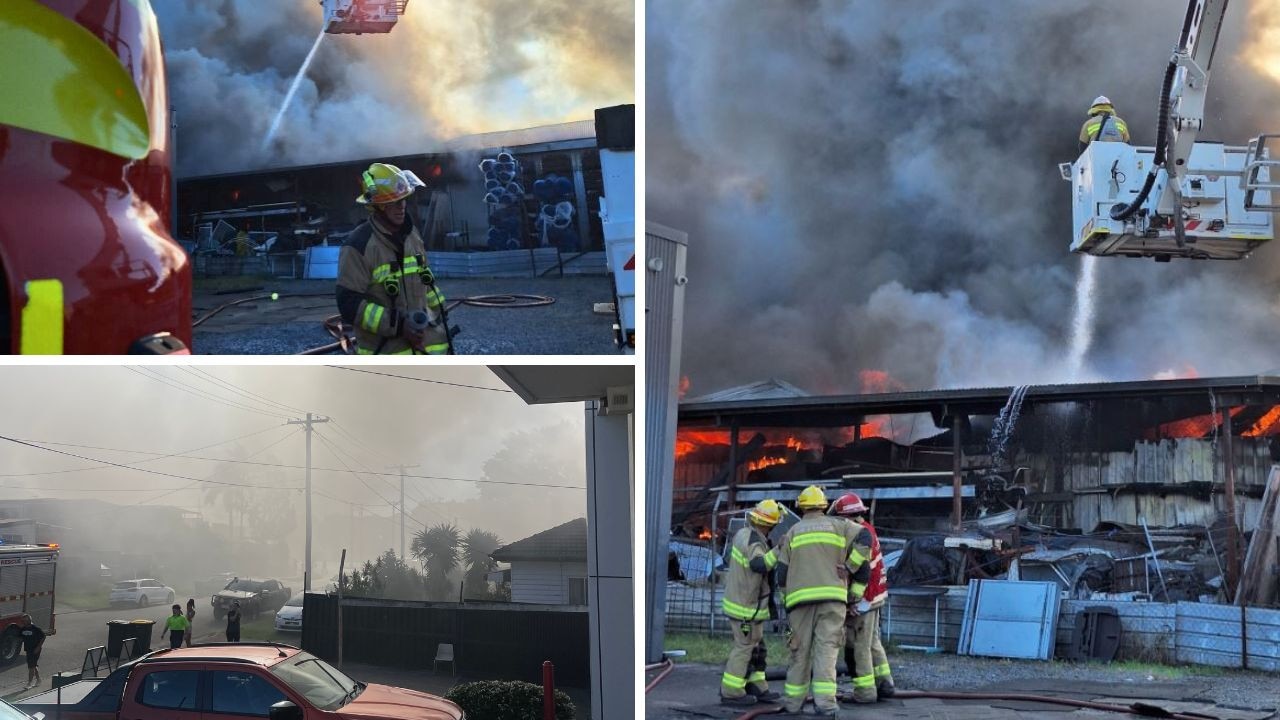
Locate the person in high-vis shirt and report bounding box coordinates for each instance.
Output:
[830,493,895,704]
[336,163,451,354]
[774,485,863,716]
[1078,95,1131,153]
[720,499,783,706]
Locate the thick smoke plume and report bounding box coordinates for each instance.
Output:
[649,0,1280,396]
[157,0,633,176]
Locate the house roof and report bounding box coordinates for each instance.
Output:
[491,518,587,563]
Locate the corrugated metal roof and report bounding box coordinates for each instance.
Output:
[490,517,587,562]
[679,375,1280,427]
[686,379,810,403]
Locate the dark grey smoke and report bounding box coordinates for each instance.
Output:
[649,0,1280,395]
[156,0,633,177]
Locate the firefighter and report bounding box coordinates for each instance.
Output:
[1078,95,1131,153]
[719,499,783,706]
[830,492,896,703]
[774,485,863,716]
[336,162,451,354]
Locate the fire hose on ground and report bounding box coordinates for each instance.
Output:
[191,291,555,354]
[644,660,1232,720]
[732,691,1233,720]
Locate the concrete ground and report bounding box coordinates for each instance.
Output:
[191,277,625,355]
[646,660,1279,719]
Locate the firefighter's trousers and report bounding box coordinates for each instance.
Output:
[721,620,769,698]
[783,602,844,713]
[844,605,893,702]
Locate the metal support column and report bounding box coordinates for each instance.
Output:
[1221,402,1241,597]
[584,402,633,720]
[727,422,741,512]
[952,412,963,532]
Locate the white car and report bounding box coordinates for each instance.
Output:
[109,579,175,608]
[273,592,304,632]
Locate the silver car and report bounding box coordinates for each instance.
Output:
[108,579,175,608]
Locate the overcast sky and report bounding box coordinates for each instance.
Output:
[0,365,586,548]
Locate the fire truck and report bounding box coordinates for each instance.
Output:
[0,544,58,665]
[596,105,636,353]
[0,0,191,354]
[1064,0,1277,261]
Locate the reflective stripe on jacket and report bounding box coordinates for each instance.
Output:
[775,515,861,610]
[335,216,448,354]
[1079,109,1130,145]
[722,526,773,621]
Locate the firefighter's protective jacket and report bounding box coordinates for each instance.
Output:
[722,525,775,621]
[774,514,862,610]
[848,519,887,608]
[1078,107,1130,150]
[336,215,448,354]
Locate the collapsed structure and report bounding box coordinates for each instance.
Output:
[655,376,1280,660]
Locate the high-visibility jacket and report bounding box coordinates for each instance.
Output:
[848,519,887,608]
[721,526,775,621]
[1079,107,1130,147]
[335,215,448,354]
[774,514,862,610]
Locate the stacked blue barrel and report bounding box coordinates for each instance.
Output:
[532,174,581,251]
[480,152,525,250]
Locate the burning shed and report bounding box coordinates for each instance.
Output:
[674,375,1280,603]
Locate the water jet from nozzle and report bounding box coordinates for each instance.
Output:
[261,29,326,152]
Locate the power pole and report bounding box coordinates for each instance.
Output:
[289,412,330,591]
[387,464,419,560]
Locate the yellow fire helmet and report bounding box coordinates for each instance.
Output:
[748,499,782,527]
[796,485,828,511]
[356,162,425,205]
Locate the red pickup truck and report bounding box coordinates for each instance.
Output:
[17,644,463,720]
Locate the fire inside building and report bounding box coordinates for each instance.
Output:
[651,375,1280,665]
[175,119,607,258]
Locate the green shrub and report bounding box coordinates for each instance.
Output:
[445,680,574,720]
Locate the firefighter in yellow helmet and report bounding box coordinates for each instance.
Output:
[335,162,451,354]
[1078,95,1131,153]
[774,485,863,716]
[720,499,783,706]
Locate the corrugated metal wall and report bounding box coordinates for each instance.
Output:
[645,223,688,663]
[1030,438,1272,531]
[301,595,590,686]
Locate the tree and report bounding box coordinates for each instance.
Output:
[460,529,502,599]
[411,523,461,600]
[344,550,426,601]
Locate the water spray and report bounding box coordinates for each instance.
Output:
[261,29,327,152]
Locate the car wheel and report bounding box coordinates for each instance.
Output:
[0,629,21,665]
[138,595,148,608]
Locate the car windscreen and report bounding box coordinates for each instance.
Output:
[113,582,137,590]
[225,580,265,592]
[270,653,358,711]
[284,594,304,607]
[0,699,32,720]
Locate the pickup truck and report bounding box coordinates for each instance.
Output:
[213,578,292,619]
[17,644,463,720]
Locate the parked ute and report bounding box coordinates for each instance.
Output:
[273,593,304,633]
[109,579,175,608]
[17,645,463,720]
[213,578,291,619]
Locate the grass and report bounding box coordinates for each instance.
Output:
[192,275,277,294]
[236,615,299,645]
[59,590,112,611]
[1094,659,1226,678]
[663,630,788,665]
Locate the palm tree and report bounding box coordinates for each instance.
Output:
[411,523,460,600]
[460,529,502,598]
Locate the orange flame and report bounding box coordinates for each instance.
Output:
[859,369,906,394]
[1151,407,1245,439]
[678,376,691,400]
[1244,405,1280,438]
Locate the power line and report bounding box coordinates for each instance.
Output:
[0,435,303,491]
[0,425,289,478]
[124,367,291,420]
[311,431,420,528]
[130,427,305,508]
[327,367,514,393]
[181,367,311,416]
